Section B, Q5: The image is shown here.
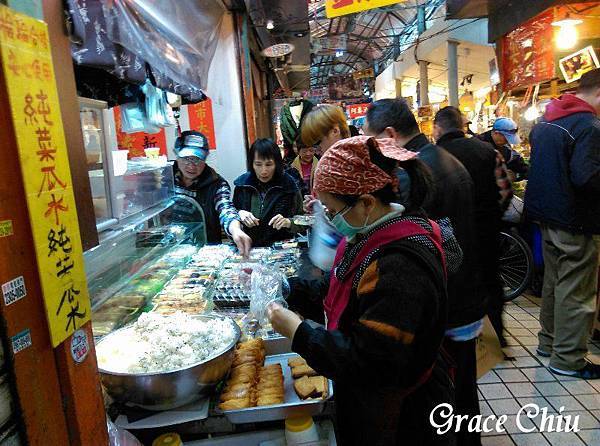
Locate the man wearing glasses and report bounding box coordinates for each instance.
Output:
[477,117,529,181]
[174,131,252,256]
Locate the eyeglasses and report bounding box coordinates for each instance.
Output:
[178,156,203,166]
[324,205,350,221]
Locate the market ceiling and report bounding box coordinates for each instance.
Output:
[308,0,446,88]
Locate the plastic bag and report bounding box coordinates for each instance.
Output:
[250,265,288,325]
[142,80,175,128]
[107,419,143,446]
[502,196,524,224]
[120,102,161,134]
[102,0,225,91]
[309,201,343,272]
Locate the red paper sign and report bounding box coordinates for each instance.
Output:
[501,9,555,91]
[347,103,370,119]
[187,98,217,149]
[112,107,167,158]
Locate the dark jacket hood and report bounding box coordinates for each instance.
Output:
[544,94,596,121]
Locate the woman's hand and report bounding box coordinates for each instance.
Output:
[302,195,318,214]
[239,210,260,227]
[267,303,302,339]
[268,214,291,230]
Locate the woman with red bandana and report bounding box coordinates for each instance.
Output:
[268,136,457,445]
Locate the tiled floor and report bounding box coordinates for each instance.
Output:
[480,295,600,446]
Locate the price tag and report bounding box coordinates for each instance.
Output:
[2,276,27,306]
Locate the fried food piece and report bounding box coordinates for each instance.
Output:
[223,382,251,393]
[231,364,257,378]
[287,356,307,368]
[261,364,282,373]
[220,387,251,401]
[294,376,317,399]
[232,353,259,367]
[308,376,328,398]
[227,373,255,385]
[219,397,252,411]
[257,379,283,391]
[256,394,284,407]
[257,386,284,398]
[238,338,264,351]
[291,364,317,379]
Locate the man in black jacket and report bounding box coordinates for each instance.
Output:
[366,99,484,446]
[477,117,528,181]
[173,131,252,255]
[525,69,600,379]
[434,106,506,348]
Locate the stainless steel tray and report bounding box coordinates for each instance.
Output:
[219,353,333,424]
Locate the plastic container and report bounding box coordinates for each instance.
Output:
[145,147,160,159]
[152,433,183,446]
[285,416,320,445]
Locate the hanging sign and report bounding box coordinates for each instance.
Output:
[500,9,555,91]
[326,0,405,19]
[347,103,370,118]
[187,98,217,149]
[558,46,600,84]
[113,107,168,158]
[0,5,91,347]
[352,68,375,80]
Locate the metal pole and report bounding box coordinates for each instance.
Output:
[419,60,429,106]
[448,40,459,107]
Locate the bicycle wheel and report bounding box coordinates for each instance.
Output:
[498,231,533,302]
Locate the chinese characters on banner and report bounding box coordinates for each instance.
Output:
[347,103,370,119]
[326,0,405,19]
[0,5,91,347]
[186,98,217,149]
[113,106,168,157]
[501,9,555,91]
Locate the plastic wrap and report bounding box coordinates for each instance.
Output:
[103,0,225,91]
[250,265,288,325]
[107,419,142,446]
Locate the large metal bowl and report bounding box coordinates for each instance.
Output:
[96,314,241,411]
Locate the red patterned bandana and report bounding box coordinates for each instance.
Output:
[313,136,417,195]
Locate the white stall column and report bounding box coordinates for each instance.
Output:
[448,40,460,107]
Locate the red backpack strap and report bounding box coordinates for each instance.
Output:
[428,220,447,278]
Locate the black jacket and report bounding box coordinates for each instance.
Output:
[525,103,600,234]
[478,130,528,180]
[233,172,302,247]
[437,130,503,230]
[400,134,484,328]
[173,165,230,243]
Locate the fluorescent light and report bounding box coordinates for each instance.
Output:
[266,20,274,30]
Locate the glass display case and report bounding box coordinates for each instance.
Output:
[79,98,112,228]
[85,197,207,337]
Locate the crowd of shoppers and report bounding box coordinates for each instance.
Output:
[172,77,600,443]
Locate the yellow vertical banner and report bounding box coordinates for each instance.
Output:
[326,0,405,18]
[0,5,91,347]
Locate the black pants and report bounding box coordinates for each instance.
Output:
[443,337,481,446]
[479,230,505,345]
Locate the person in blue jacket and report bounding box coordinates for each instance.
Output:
[525,68,600,379]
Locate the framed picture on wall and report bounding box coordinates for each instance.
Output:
[559,45,600,83]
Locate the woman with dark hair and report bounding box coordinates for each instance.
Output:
[233,138,304,247]
[268,136,458,445]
